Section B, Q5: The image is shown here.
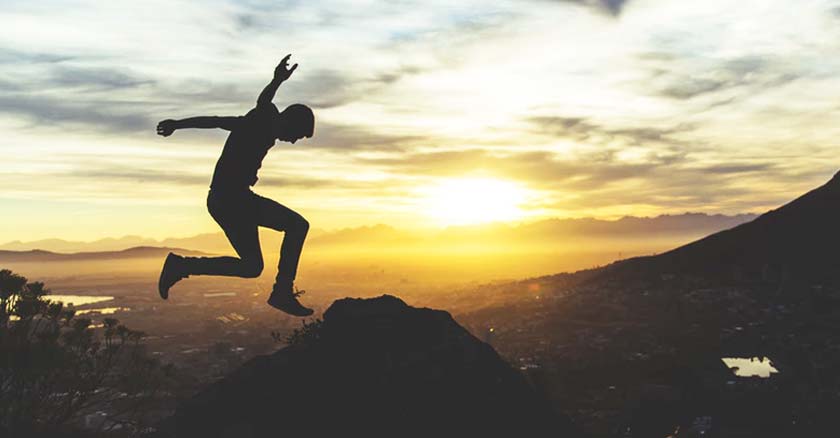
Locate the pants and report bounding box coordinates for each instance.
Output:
[182,189,309,284]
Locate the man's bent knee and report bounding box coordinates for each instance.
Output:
[298,217,310,234]
[240,258,264,278]
[288,216,309,236]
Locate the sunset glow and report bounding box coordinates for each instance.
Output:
[421,178,528,226]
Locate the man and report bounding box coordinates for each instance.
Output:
[155,54,315,317]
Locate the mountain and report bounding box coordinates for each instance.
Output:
[0,234,235,254]
[0,246,210,263]
[157,295,575,438]
[600,170,840,284]
[436,213,757,242]
[0,236,156,253]
[1,213,756,254]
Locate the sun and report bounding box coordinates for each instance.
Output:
[420,177,528,226]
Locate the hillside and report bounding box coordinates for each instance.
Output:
[591,170,840,284]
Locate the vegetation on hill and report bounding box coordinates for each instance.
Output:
[0,269,173,436]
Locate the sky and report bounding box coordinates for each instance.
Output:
[2,0,840,242]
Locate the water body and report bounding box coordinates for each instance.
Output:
[50,296,130,316]
[204,292,236,298]
[9,295,121,322]
[49,295,114,306]
[721,357,779,378]
[75,307,130,315]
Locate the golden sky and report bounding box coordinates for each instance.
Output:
[2,0,840,242]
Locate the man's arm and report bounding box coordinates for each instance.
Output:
[156,116,242,137]
[256,54,298,107]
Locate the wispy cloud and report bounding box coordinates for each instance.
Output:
[553,0,633,16]
[0,93,153,133]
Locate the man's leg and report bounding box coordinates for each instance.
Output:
[159,194,264,299]
[253,193,312,316]
[182,191,264,278]
[253,194,309,285]
[181,220,264,279]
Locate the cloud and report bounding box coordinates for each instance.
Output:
[553,0,632,16]
[360,148,667,190]
[0,63,422,148]
[357,145,797,215]
[282,63,429,110]
[636,51,802,104]
[287,69,358,109]
[0,61,162,132]
[0,93,152,133]
[75,168,210,186]
[701,163,774,175]
[527,115,684,143]
[59,164,340,190]
[0,48,71,64]
[370,65,425,86]
[50,65,153,90]
[596,0,630,16]
[305,121,422,151]
[659,78,727,100]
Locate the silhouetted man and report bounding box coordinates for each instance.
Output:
[155,54,315,316]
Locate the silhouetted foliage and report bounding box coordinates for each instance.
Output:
[0,269,174,436]
[273,318,323,348]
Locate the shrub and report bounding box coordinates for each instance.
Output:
[273,318,324,348]
[0,269,172,435]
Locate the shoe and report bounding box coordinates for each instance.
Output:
[267,281,314,316]
[158,252,186,300]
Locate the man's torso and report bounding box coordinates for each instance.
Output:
[210,103,280,191]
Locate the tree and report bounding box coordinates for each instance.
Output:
[0,269,173,436]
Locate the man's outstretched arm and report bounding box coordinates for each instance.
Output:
[256,54,298,107]
[156,116,241,137]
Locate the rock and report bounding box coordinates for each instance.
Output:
[157,295,575,437]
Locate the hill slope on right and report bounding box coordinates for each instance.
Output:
[600,170,840,284]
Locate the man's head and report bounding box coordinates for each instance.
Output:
[276,103,314,144]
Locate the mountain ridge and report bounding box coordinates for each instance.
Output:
[1,212,757,253]
[0,246,211,262]
[591,169,840,284]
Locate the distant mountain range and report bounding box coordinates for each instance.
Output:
[597,170,840,284]
[0,234,226,254]
[0,246,210,263]
[1,213,757,254]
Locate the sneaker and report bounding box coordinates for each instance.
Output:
[267,282,314,316]
[158,252,186,300]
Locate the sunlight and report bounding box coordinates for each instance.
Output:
[421,178,528,226]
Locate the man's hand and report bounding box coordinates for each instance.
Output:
[258,54,297,106]
[156,119,177,137]
[274,54,298,82]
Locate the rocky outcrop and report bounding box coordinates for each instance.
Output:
[157,295,575,437]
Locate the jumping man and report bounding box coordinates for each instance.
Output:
[155,54,315,316]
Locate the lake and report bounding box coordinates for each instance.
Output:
[721,357,779,378]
